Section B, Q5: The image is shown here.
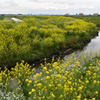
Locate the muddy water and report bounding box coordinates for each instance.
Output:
[34,31,100,73]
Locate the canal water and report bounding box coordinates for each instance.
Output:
[10,31,100,86]
[64,31,100,60]
[34,31,100,73]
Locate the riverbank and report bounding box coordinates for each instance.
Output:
[1,31,98,70]
[0,16,98,69]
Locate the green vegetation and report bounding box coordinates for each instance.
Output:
[71,15,100,27]
[0,16,5,20]
[0,15,100,100]
[0,16,98,64]
[0,15,18,20]
[1,50,100,99]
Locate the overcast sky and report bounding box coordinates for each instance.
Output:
[0,0,100,15]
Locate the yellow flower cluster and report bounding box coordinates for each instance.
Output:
[1,50,100,99]
[0,15,98,63]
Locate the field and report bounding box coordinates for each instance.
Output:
[0,15,99,100]
[0,15,98,66]
[70,15,100,27]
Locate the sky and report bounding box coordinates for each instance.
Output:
[0,0,100,15]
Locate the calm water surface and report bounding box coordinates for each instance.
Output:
[64,31,100,60]
[34,31,100,73]
[10,32,100,85]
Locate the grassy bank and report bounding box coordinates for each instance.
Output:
[0,49,100,99]
[0,15,98,66]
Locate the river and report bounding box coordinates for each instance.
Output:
[34,31,100,74]
[64,31,100,60]
[9,31,100,86]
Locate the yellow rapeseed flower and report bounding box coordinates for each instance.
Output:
[46,71,49,74]
[18,80,21,84]
[50,92,55,98]
[77,94,81,99]
[46,76,50,80]
[57,74,61,78]
[29,92,32,95]
[95,91,98,94]
[92,98,95,100]
[59,95,63,98]
[26,79,29,82]
[28,80,32,83]
[37,83,42,87]
[32,89,36,92]
[43,67,47,71]
[93,80,96,84]
[86,80,89,84]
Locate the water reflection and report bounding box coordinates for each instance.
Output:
[64,32,100,60]
[11,32,100,86]
[34,32,100,72]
